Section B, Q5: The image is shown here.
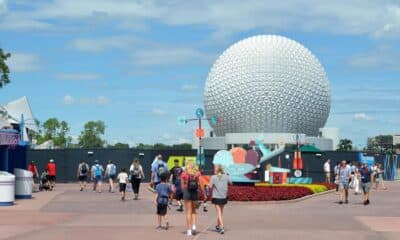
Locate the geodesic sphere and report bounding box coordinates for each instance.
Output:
[204,35,330,136]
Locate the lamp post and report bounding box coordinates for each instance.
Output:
[178,108,221,173]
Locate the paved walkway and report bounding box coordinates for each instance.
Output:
[1,181,400,240]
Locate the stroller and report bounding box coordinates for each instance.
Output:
[39,171,51,191]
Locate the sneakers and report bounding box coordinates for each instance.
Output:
[219,228,225,235]
[156,226,163,230]
[177,205,183,212]
[364,199,370,205]
[203,206,208,212]
[165,222,169,230]
[339,201,343,204]
[215,225,221,231]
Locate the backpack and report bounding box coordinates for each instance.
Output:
[131,166,141,178]
[109,164,116,176]
[81,164,88,174]
[94,165,102,177]
[157,162,168,178]
[187,174,198,191]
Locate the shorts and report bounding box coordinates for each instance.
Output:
[183,189,198,201]
[48,175,56,182]
[174,182,183,200]
[361,182,371,193]
[94,176,102,183]
[119,183,127,192]
[212,198,228,205]
[106,175,116,181]
[78,175,88,182]
[339,181,349,190]
[157,204,168,216]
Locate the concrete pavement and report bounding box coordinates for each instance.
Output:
[1,181,399,240]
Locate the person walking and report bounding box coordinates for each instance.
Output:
[28,161,39,192]
[91,160,104,193]
[154,174,172,230]
[337,160,351,204]
[169,159,184,211]
[181,160,203,236]
[105,160,117,193]
[353,162,362,195]
[150,154,168,191]
[360,163,373,205]
[374,163,387,190]
[129,159,145,200]
[117,168,129,201]
[77,161,90,191]
[46,159,57,190]
[208,165,232,235]
[334,162,340,193]
[323,159,331,183]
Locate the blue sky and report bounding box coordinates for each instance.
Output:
[1,0,400,148]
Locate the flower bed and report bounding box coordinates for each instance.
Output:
[227,185,313,201]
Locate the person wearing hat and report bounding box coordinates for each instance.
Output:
[28,160,39,191]
[91,160,104,193]
[46,159,57,190]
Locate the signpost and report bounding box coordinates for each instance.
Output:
[178,108,221,172]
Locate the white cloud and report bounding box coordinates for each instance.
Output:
[348,45,400,71]
[181,84,199,91]
[151,108,168,116]
[63,95,111,106]
[5,1,400,39]
[0,0,7,15]
[6,53,41,72]
[63,94,75,105]
[353,113,373,121]
[55,73,101,81]
[70,36,138,52]
[130,47,215,67]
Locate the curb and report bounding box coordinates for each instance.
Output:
[232,189,336,205]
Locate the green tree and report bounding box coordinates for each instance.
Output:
[366,135,393,153]
[337,138,353,151]
[39,118,72,148]
[171,143,192,149]
[78,121,106,148]
[0,49,11,88]
[112,142,130,149]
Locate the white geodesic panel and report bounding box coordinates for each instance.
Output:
[204,35,331,137]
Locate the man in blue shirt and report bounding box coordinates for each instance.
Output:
[150,154,169,190]
[359,163,372,205]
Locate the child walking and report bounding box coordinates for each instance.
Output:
[117,168,129,201]
[154,174,172,230]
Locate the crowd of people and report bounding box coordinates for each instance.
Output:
[29,154,232,236]
[323,159,387,205]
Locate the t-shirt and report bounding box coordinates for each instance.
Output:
[106,163,117,176]
[323,162,330,173]
[155,182,172,205]
[210,174,232,199]
[151,160,168,183]
[360,167,372,183]
[46,163,56,176]
[170,166,183,183]
[78,163,89,176]
[28,164,38,177]
[117,172,129,184]
[129,164,143,179]
[338,165,351,183]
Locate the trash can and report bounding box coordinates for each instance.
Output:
[0,171,15,206]
[14,168,33,199]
